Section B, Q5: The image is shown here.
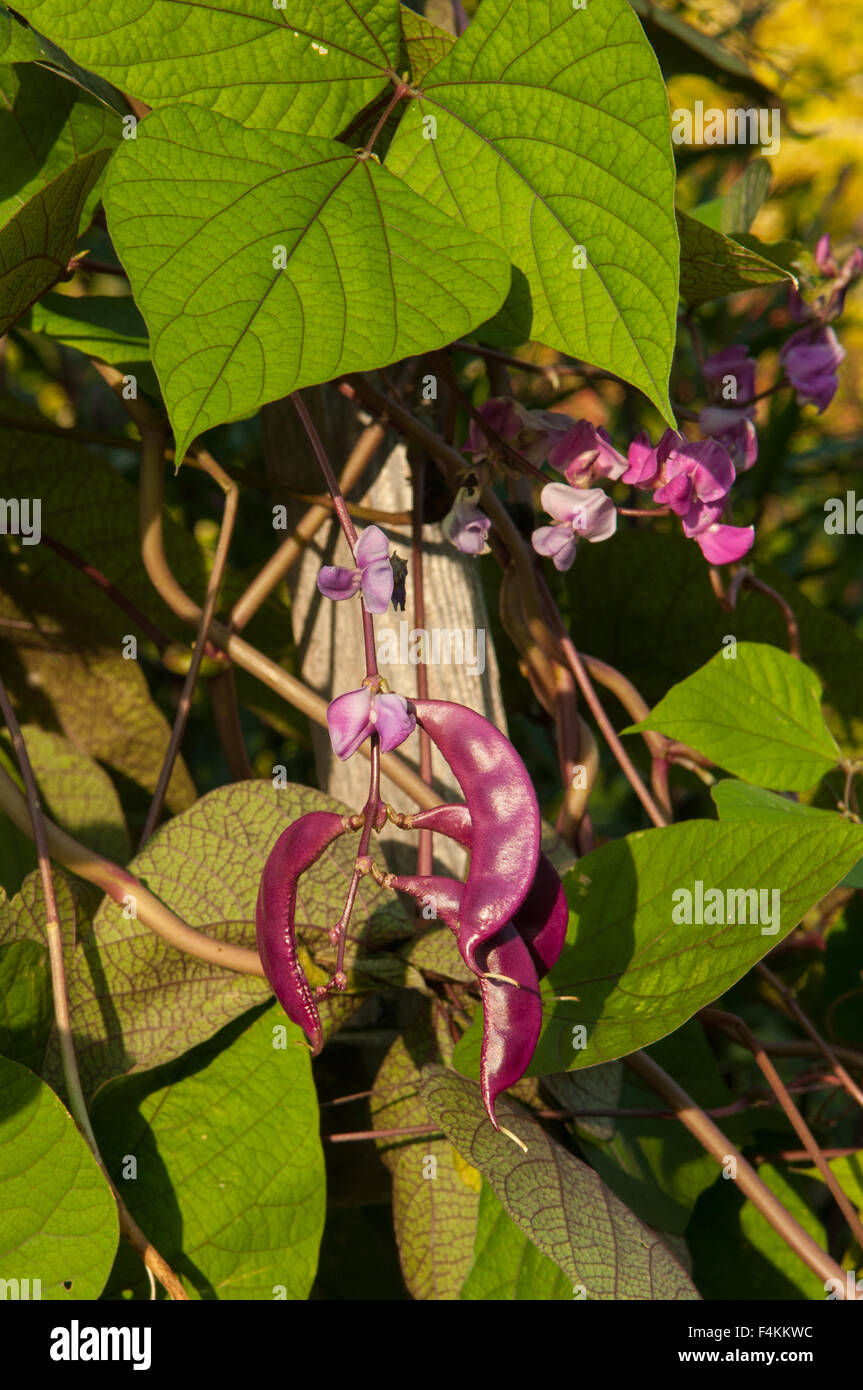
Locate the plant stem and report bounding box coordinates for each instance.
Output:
[626,1049,857,1296]
[41,534,169,651]
[139,446,237,848]
[757,962,863,1112]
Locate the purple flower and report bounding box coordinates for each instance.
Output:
[815,234,839,277]
[317,525,394,614]
[327,686,416,760]
[697,412,758,473]
[465,398,571,467]
[548,421,628,486]
[779,325,845,412]
[441,486,491,555]
[702,345,756,417]
[653,435,735,516]
[787,238,863,324]
[531,483,617,571]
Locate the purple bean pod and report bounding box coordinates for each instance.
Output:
[412,701,541,972]
[388,867,542,1128]
[255,810,348,1054]
[410,802,568,978]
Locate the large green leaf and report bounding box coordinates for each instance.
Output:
[420,1066,698,1300]
[104,104,511,461]
[460,1180,572,1301]
[712,781,863,889]
[11,0,402,137]
[385,0,679,420]
[371,1009,479,1300]
[4,781,408,1098]
[0,30,120,233]
[677,208,791,303]
[92,1005,325,1300]
[0,1055,118,1299]
[453,818,863,1079]
[625,642,841,791]
[0,150,110,333]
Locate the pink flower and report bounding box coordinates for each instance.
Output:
[317,525,393,615]
[464,398,570,467]
[653,435,735,516]
[693,521,755,565]
[701,345,756,418]
[441,486,491,555]
[621,431,660,486]
[531,484,617,572]
[548,421,628,487]
[697,413,758,473]
[780,325,846,412]
[327,686,416,760]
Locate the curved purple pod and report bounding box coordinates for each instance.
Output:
[412,701,540,972]
[390,867,542,1129]
[410,802,568,979]
[256,810,347,1054]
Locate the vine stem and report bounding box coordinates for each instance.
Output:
[138,445,238,848]
[626,1050,858,1296]
[0,677,189,1301]
[410,451,434,877]
[757,961,863,1112]
[701,1007,863,1249]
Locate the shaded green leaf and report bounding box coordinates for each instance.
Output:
[460,1180,572,1301]
[0,44,120,233]
[12,0,402,137]
[92,1005,324,1300]
[625,642,840,791]
[0,939,53,1073]
[677,207,791,303]
[0,150,111,334]
[371,1007,479,1300]
[399,3,454,82]
[0,1055,118,1299]
[420,1065,698,1300]
[721,158,772,235]
[386,0,679,420]
[453,818,863,1078]
[21,291,159,399]
[104,104,510,462]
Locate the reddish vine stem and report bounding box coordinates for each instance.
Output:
[41,534,170,651]
[0,677,188,1300]
[410,451,434,877]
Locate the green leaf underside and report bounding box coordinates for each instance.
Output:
[0,150,110,334]
[421,1066,698,1300]
[677,208,792,301]
[104,105,510,461]
[0,939,53,1074]
[11,0,402,137]
[453,817,863,1079]
[712,781,863,888]
[0,1056,118,1299]
[625,642,840,791]
[386,0,679,420]
[92,1007,325,1300]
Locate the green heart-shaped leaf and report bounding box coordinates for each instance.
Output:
[386,0,679,420]
[103,104,511,461]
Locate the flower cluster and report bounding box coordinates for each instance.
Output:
[782,235,862,412]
